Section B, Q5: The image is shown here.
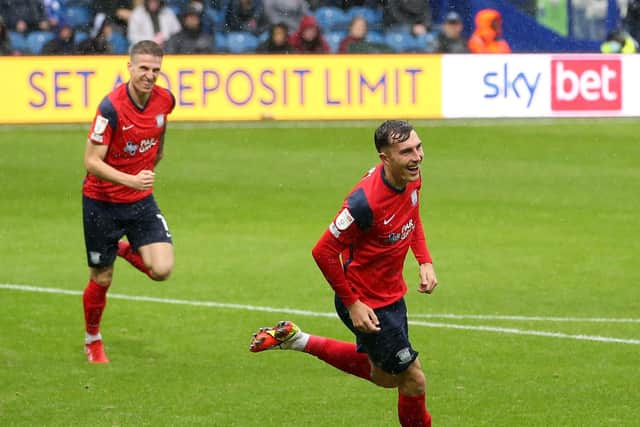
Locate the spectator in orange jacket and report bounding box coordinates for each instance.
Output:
[468,8,511,53]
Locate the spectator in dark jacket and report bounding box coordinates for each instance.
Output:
[41,22,76,55]
[91,0,133,34]
[432,11,468,53]
[0,0,50,34]
[338,15,392,53]
[256,22,293,53]
[383,0,431,35]
[165,4,215,53]
[289,14,329,53]
[225,0,269,35]
[77,14,114,54]
[625,0,640,44]
[0,16,13,55]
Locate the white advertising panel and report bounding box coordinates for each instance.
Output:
[443,55,551,118]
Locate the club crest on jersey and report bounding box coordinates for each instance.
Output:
[411,189,418,206]
[124,141,139,156]
[335,208,355,231]
[155,114,165,128]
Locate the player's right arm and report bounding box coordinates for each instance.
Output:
[84,140,155,191]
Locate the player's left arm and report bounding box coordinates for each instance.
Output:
[411,212,438,294]
[154,128,166,166]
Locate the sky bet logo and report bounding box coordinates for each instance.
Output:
[551,59,621,111]
[483,63,541,108]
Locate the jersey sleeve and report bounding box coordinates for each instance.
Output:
[311,188,372,306]
[411,210,432,264]
[88,97,118,145]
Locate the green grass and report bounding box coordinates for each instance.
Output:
[1,119,639,426]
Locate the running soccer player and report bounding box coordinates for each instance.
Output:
[82,40,176,363]
[250,120,438,426]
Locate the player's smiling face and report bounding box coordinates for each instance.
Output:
[380,130,423,189]
[128,54,162,95]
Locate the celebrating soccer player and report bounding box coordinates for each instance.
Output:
[82,40,176,363]
[250,120,438,426]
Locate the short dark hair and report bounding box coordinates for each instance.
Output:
[130,40,164,60]
[374,120,414,152]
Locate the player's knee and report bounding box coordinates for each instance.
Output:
[91,268,113,287]
[149,262,173,281]
[399,363,426,396]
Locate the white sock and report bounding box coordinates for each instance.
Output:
[85,332,102,344]
[285,331,310,351]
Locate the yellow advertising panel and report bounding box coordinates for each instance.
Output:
[0,55,442,123]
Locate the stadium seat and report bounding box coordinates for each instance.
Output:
[324,31,345,53]
[62,5,92,30]
[314,7,349,32]
[108,31,129,54]
[365,31,385,45]
[226,32,258,53]
[414,32,435,53]
[8,31,28,53]
[26,31,55,54]
[74,31,89,44]
[214,32,228,52]
[384,31,418,53]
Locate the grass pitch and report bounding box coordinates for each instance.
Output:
[0,119,639,426]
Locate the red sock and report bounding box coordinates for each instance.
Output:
[303,336,371,381]
[83,280,109,335]
[118,241,153,279]
[398,393,431,427]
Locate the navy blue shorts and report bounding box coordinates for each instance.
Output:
[335,295,419,375]
[82,194,172,268]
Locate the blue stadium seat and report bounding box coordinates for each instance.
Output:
[314,7,349,32]
[62,5,92,30]
[214,32,228,52]
[108,31,129,54]
[74,31,89,44]
[26,31,55,54]
[365,31,385,45]
[324,31,345,53]
[384,31,418,52]
[226,32,258,53]
[414,32,435,53]
[8,31,28,53]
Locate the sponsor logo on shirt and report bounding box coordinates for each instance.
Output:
[139,137,158,153]
[387,219,415,243]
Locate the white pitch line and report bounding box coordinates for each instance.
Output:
[1,283,639,345]
[410,313,640,323]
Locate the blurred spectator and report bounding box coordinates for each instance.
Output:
[0,0,50,34]
[383,0,431,35]
[91,1,134,34]
[625,0,640,42]
[77,14,114,54]
[264,0,310,32]
[338,15,392,53]
[225,0,269,35]
[0,15,12,55]
[165,4,215,53]
[432,11,468,53]
[601,28,638,52]
[43,0,63,29]
[186,0,217,34]
[41,22,76,54]
[468,8,511,53]
[289,14,329,53]
[256,22,293,53]
[128,0,181,46]
[572,0,607,40]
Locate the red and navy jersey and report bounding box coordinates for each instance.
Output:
[83,83,175,203]
[312,163,432,309]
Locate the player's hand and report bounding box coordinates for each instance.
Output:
[347,300,381,333]
[417,263,438,294]
[130,170,155,190]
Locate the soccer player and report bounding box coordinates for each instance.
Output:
[250,120,438,426]
[82,40,176,363]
